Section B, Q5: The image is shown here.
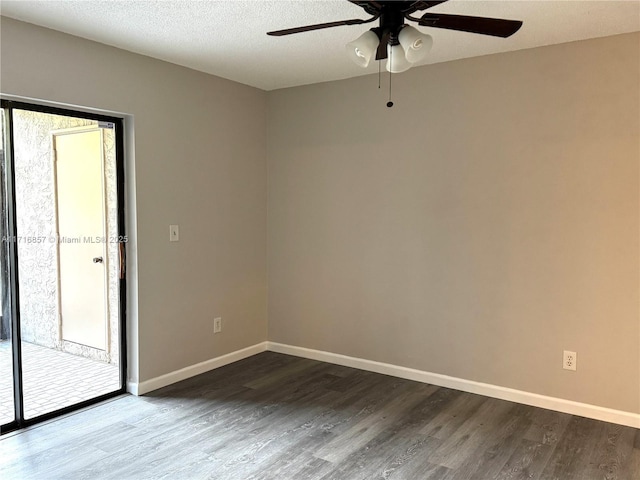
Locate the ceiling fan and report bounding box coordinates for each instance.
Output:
[267,1,523,74]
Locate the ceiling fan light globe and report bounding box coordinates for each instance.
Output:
[398,26,433,63]
[386,44,412,73]
[345,30,379,68]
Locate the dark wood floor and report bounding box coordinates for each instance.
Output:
[1,352,638,479]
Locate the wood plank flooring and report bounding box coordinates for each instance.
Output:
[1,352,638,479]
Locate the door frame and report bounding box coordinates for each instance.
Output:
[0,99,127,435]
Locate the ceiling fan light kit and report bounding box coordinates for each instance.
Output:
[398,26,433,63]
[381,25,433,73]
[386,42,413,73]
[345,30,380,68]
[268,1,523,106]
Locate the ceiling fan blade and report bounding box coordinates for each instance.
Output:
[406,1,449,13]
[267,18,371,36]
[419,13,523,38]
[348,0,382,8]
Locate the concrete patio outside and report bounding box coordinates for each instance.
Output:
[0,340,120,425]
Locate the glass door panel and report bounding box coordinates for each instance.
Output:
[0,100,125,432]
[11,108,121,419]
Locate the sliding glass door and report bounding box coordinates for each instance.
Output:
[0,100,127,434]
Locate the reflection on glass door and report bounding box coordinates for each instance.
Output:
[0,108,16,427]
[1,100,126,432]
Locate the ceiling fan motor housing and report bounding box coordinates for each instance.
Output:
[379,5,406,45]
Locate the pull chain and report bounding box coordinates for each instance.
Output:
[387,47,394,108]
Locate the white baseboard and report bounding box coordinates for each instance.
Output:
[128,341,268,396]
[124,339,639,428]
[267,342,640,429]
[126,381,140,396]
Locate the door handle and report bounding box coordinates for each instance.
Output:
[119,242,126,279]
[93,257,104,264]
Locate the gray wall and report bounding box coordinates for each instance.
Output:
[1,17,268,383]
[267,33,640,414]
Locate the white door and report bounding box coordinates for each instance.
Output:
[54,128,108,350]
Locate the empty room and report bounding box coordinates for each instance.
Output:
[0,1,638,479]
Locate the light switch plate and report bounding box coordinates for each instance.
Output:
[170,224,179,242]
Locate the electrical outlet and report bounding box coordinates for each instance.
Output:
[563,350,577,371]
[213,317,222,334]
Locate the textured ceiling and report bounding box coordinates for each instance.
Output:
[1,1,639,91]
